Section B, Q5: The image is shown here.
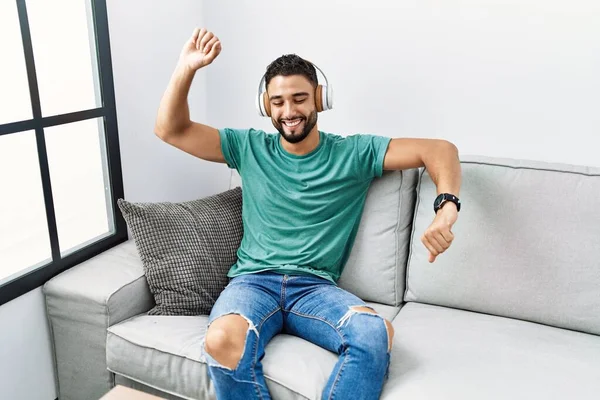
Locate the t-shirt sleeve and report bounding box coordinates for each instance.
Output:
[218,128,248,170]
[353,134,392,180]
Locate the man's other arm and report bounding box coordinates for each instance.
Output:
[382,138,462,263]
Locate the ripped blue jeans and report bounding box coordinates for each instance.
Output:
[201,271,392,400]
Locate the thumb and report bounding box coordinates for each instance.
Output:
[205,40,221,62]
[429,253,436,263]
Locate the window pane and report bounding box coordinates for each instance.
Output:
[0,1,32,124]
[45,118,114,255]
[27,0,101,117]
[0,132,51,286]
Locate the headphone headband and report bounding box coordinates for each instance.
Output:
[258,61,330,94]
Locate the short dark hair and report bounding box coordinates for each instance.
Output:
[264,54,318,89]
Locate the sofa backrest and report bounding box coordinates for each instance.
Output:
[230,168,419,307]
[405,155,600,336]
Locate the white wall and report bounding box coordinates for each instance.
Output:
[110,0,230,203]
[0,288,57,400]
[204,0,600,167]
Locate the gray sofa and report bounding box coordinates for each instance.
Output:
[44,155,600,400]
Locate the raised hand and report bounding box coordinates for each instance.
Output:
[179,28,222,71]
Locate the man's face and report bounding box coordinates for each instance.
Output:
[267,75,318,144]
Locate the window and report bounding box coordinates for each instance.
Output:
[0,0,126,306]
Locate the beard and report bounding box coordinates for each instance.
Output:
[272,109,318,144]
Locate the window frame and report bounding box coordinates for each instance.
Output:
[0,0,127,306]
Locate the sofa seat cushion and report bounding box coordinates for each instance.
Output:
[107,315,211,399]
[382,302,600,400]
[106,302,400,400]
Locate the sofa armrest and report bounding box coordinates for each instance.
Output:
[43,239,154,400]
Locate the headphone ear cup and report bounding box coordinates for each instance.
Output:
[321,84,333,111]
[262,92,271,117]
[325,84,333,110]
[256,91,270,117]
[315,85,324,112]
[256,92,265,116]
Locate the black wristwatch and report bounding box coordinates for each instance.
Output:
[434,193,461,213]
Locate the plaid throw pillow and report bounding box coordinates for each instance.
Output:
[117,187,243,316]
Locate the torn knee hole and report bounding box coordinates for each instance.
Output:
[338,305,377,327]
[350,305,377,314]
[338,305,394,352]
[384,319,394,352]
[204,313,259,370]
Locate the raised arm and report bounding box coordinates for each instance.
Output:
[154,28,225,163]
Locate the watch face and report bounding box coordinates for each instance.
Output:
[434,194,445,208]
[435,194,446,206]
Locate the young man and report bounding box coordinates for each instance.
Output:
[155,28,462,400]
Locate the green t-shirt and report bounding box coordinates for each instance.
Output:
[219,128,392,283]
